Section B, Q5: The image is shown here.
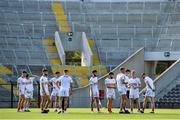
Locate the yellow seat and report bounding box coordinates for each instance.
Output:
[43,38,55,46]
[0,65,13,74]
[49,58,61,65]
[52,2,71,33]
[46,47,58,52]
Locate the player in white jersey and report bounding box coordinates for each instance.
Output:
[40,68,51,113]
[89,70,100,113]
[50,71,61,112]
[116,68,129,114]
[141,73,155,113]
[129,70,142,113]
[24,73,35,112]
[105,72,117,113]
[57,70,73,114]
[17,70,27,112]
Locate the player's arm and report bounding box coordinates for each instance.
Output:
[17,79,20,95]
[56,80,60,89]
[70,79,73,96]
[146,81,155,91]
[113,80,117,89]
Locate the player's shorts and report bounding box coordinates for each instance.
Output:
[59,88,69,97]
[40,90,50,96]
[90,90,99,98]
[145,89,155,97]
[25,90,33,99]
[129,89,139,99]
[106,90,115,99]
[118,87,127,95]
[51,89,60,97]
[18,89,25,96]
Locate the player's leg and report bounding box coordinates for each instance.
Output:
[107,98,113,113]
[44,95,51,110]
[55,96,60,111]
[142,96,147,112]
[57,97,63,114]
[25,98,31,112]
[119,94,124,112]
[136,98,141,112]
[150,97,155,113]
[90,97,94,112]
[130,98,134,113]
[95,97,100,112]
[50,95,55,109]
[19,95,25,112]
[40,96,45,111]
[63,97,69,113]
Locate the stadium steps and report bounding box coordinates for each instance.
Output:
[43,38,62,74]
[0,65,13,75]
[52,2,71,33]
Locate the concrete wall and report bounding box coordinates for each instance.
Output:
[81,32,93,66]
[55,31,66,65]
[60,32,82,51]
[144,51,180,61]
[71,47,145,108]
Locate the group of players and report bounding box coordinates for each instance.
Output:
[17,67,155,114]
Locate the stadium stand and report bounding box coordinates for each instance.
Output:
[0,0,180,108]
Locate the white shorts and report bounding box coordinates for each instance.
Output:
[90,90,99,98]
[118,87,127,95]
[25,90,33,99]
[106,90,115,99]
[51,89,59,97]
[129,89,139,99]
[40,90,50,96]
[145,89,155,97]
[59,89,69,97]
[18,89,25,96]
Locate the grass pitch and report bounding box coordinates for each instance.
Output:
[0,108,180,120]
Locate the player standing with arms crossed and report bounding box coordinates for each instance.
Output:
[129,70,143,113]
[50,71,61,112]
[40,68,51,113]
[116,68,130,114]
[105,72,117,113]
[89,70,100,113]
[141,73,155,113]
[17,71,27,112]
[57,70,73,114]
[24,73,35,112]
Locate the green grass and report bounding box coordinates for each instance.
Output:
[0,108,180,120]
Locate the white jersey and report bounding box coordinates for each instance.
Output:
[40,75,49,93]
[144,76,155,90]
[59,75,73,90]
[105,78,116,93]
[129,77,141,92]
[89,76,98,91]
[25,78,34,91]
[17,77,26,92]
[50,77,59,90]
[116,73,126,91]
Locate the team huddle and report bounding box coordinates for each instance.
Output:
[17,68,155,114]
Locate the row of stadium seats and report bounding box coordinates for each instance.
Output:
[157,84,180,108]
